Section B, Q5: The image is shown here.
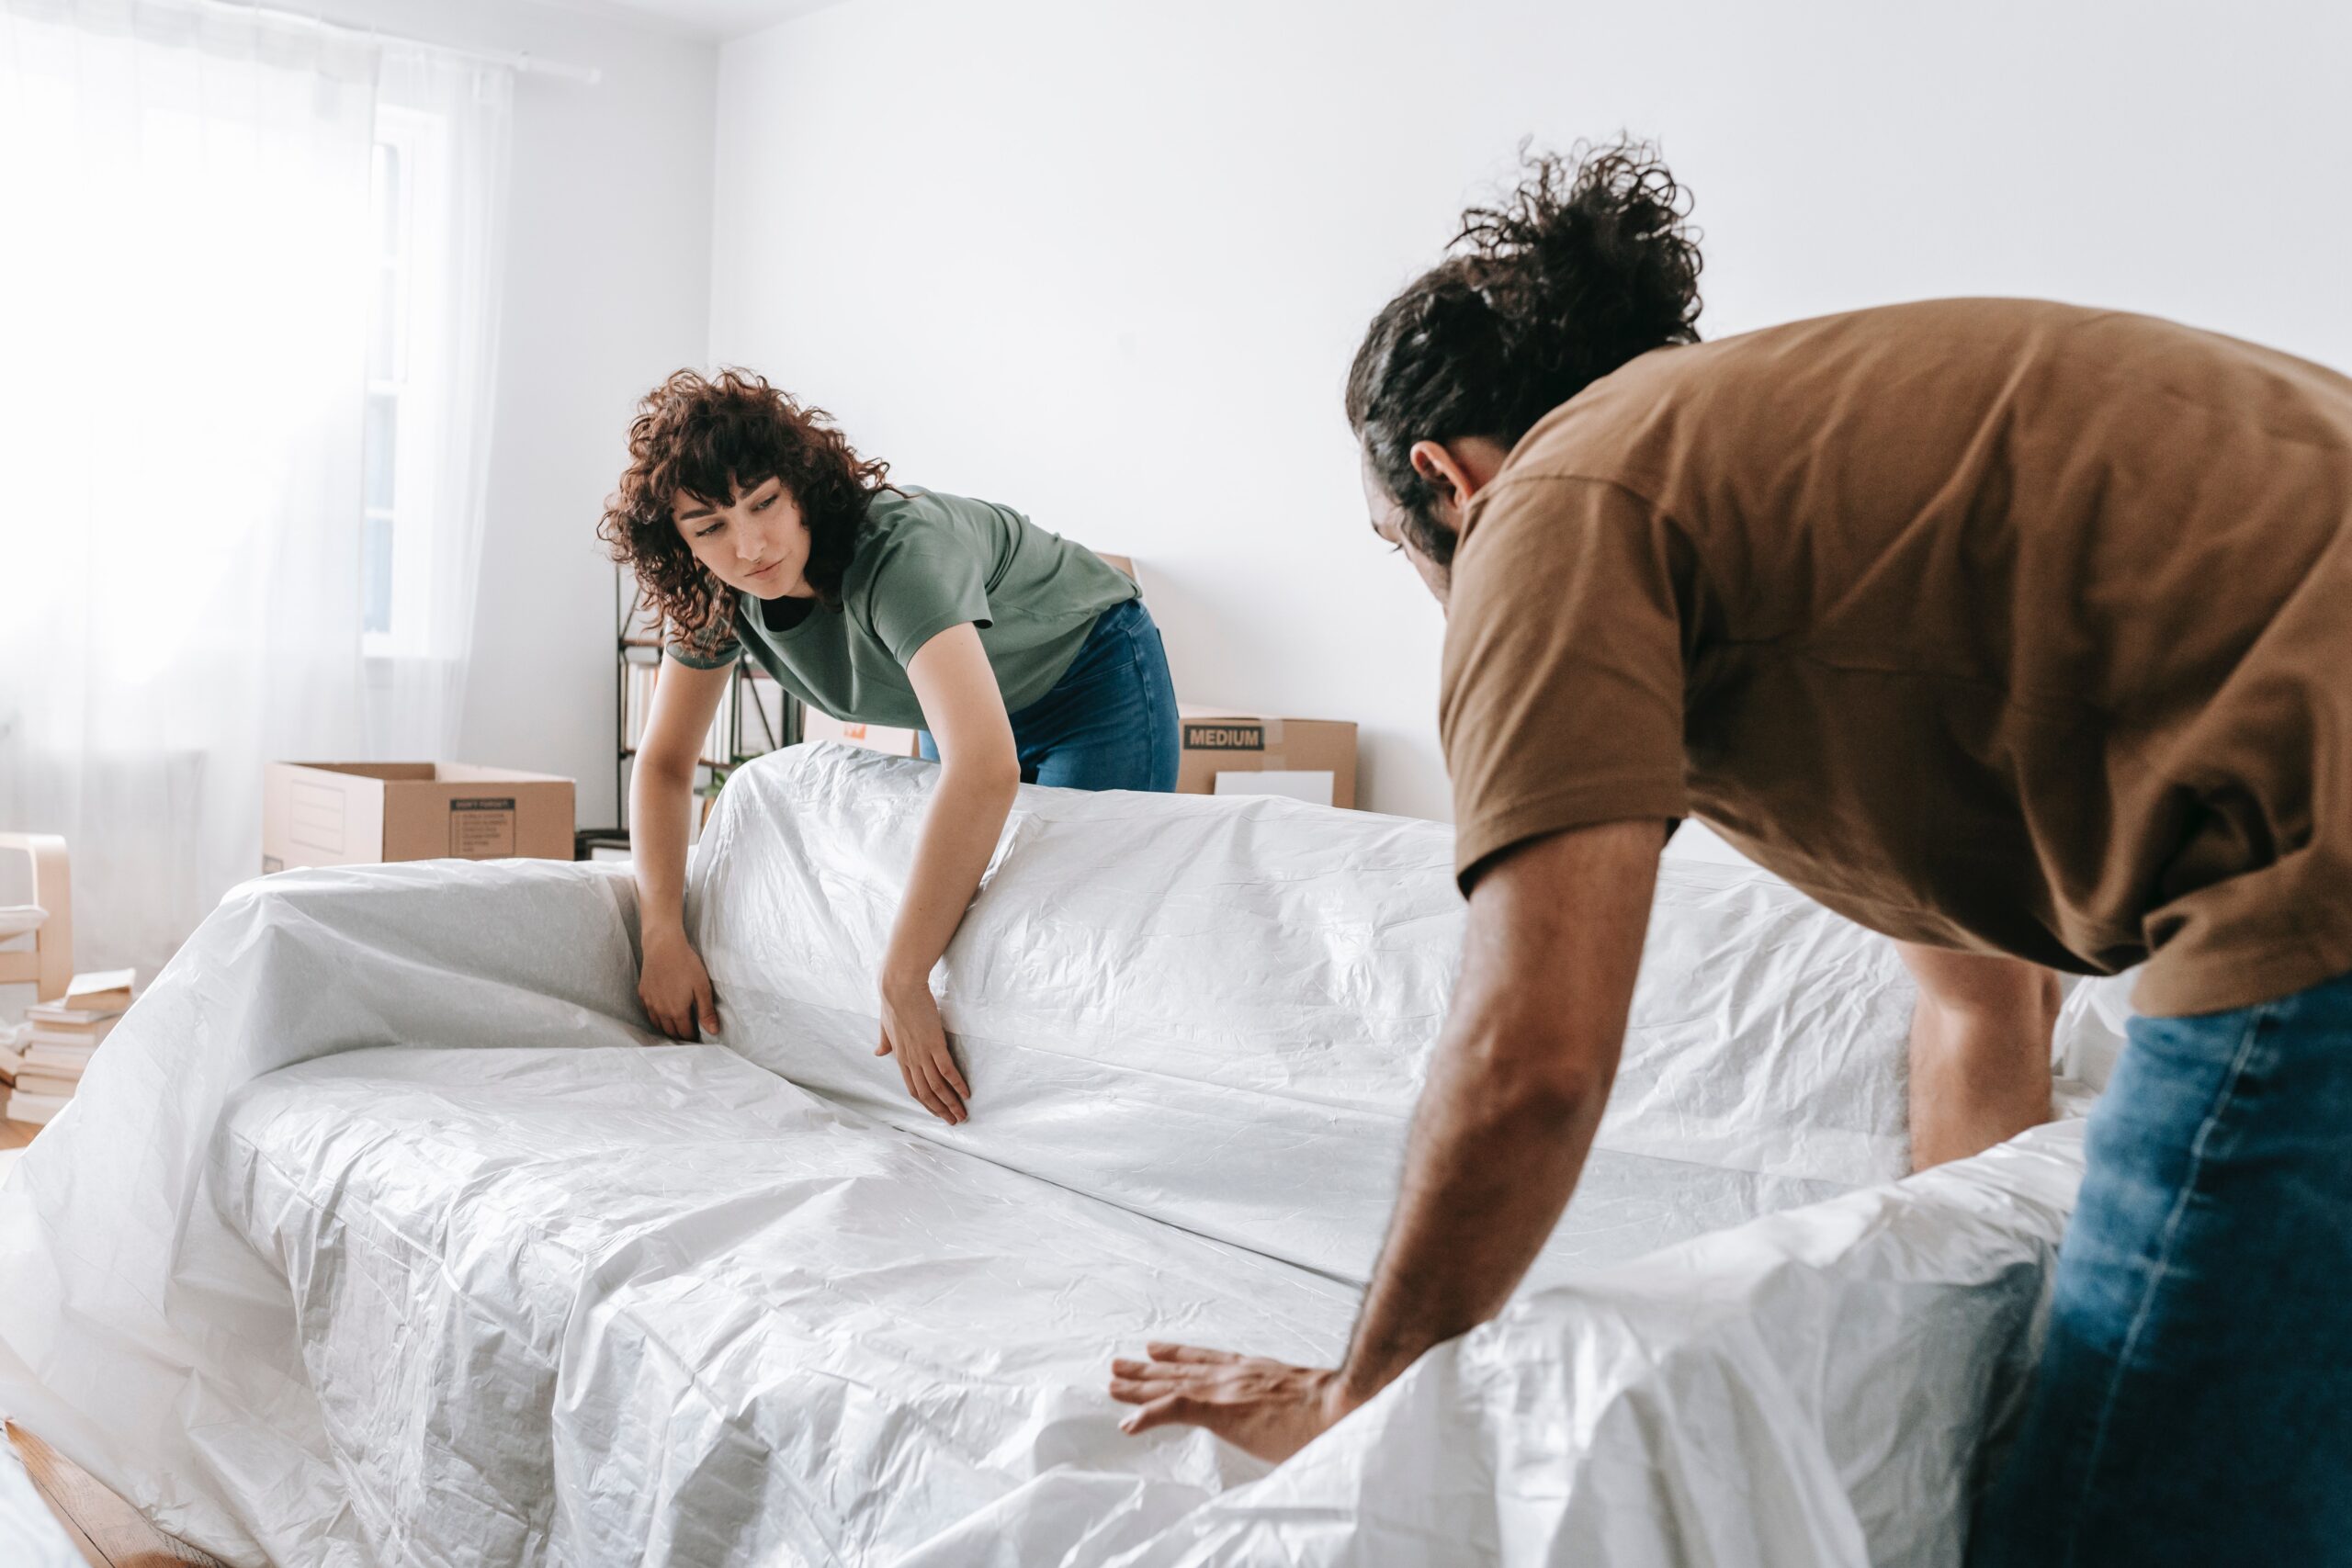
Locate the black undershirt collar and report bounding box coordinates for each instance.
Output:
[760,592,818,633]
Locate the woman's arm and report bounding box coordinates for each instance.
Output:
[878,622,1023,1123]
[631,656,732,1039]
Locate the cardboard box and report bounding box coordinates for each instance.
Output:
[264,762,576,873]
[1177,705,1358,809]
[799,710,925,759]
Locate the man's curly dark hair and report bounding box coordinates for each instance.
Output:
[1346,138,1704,566]
[597,368,895,653]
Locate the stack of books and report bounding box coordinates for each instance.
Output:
[4,968,135,1125]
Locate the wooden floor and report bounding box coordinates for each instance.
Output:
[6,1423,226,1568]
[1,1115,37,1152]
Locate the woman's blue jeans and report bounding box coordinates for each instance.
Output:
[920,598,1180,792]
[1972,968,2352,1565]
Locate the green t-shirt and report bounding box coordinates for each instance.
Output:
[666,487,1138,728]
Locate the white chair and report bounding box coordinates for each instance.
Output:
[0,835,72,1003]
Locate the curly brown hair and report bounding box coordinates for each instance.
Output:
[1346,138,1702,567]
[597,367,895,652]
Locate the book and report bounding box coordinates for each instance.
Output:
[26,1000,127,1026]
[3,1089,69,1124]
[23,1043,92,1073]
[12,1069,78,1099]
[27,1018,117,1046]
[63,968,136,1010]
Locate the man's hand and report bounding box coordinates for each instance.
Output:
[1108,1345,1354,1463]
[1109,820,1665,1457]
[877,976,970,1124]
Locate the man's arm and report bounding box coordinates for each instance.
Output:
[1111,818,1665,1461]
[1894,942,2057,1169]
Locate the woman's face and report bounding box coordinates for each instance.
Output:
[672,475,814,598]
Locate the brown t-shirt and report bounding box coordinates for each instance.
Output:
[1442,298,2352,1017]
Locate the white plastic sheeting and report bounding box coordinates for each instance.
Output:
[212,1043,1345,1566]
[2054,970,2141,1092]
[0,856,656,1566]
[1097,1122,2082,1568]
[695,749,1919,1291]
[1,1432,82,1568]
[0,745,2083,1565]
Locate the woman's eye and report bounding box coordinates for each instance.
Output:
[697,522,724,539]
[753,495,775,512]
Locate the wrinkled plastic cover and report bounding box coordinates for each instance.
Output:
[1,1430,82,1568]
[0,745,2082,1565]
[695,748,1919,1291]
[1094,1121,2082,1568]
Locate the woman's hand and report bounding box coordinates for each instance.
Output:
[876,974,970,1123]
[639,925,719,1041]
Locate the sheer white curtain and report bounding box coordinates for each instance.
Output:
[0,3,511,979]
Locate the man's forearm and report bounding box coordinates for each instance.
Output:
[1103,821,1664,1461]
[1337,1035,1609,1403]
[1335,819,1662,1406]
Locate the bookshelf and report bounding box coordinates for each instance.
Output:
[611,571,802,838]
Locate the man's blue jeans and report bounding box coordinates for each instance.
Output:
[1972,968,2352,1565]
[920,598,1180,792]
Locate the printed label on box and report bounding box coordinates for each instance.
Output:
[449,797,518,858]
[1183,722,1266,751]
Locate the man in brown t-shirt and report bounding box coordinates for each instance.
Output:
[1112,146,2352,1567]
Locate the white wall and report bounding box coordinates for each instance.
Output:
[709,0,2352,820]
[310,0,719,829]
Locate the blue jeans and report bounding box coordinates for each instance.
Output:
[1972,969,2352,1567]
[919,598,1179,792]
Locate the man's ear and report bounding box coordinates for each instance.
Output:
[1408,439,1487,515]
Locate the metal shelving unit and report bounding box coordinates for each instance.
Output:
[607,571,801,840]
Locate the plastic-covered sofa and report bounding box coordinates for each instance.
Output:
[0,745,2081,1566]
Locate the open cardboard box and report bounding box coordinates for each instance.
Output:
[264,762,575,873]
[1178,705,1358,809]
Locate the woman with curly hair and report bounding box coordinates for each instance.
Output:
[600,369,1175,1124]
[1111,141,2352,1566]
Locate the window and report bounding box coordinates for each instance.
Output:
[360,106,452,660]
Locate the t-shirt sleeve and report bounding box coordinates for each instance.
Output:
[1441,474,1691,890]
[664,613,743,670]
[866,539,995,668]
